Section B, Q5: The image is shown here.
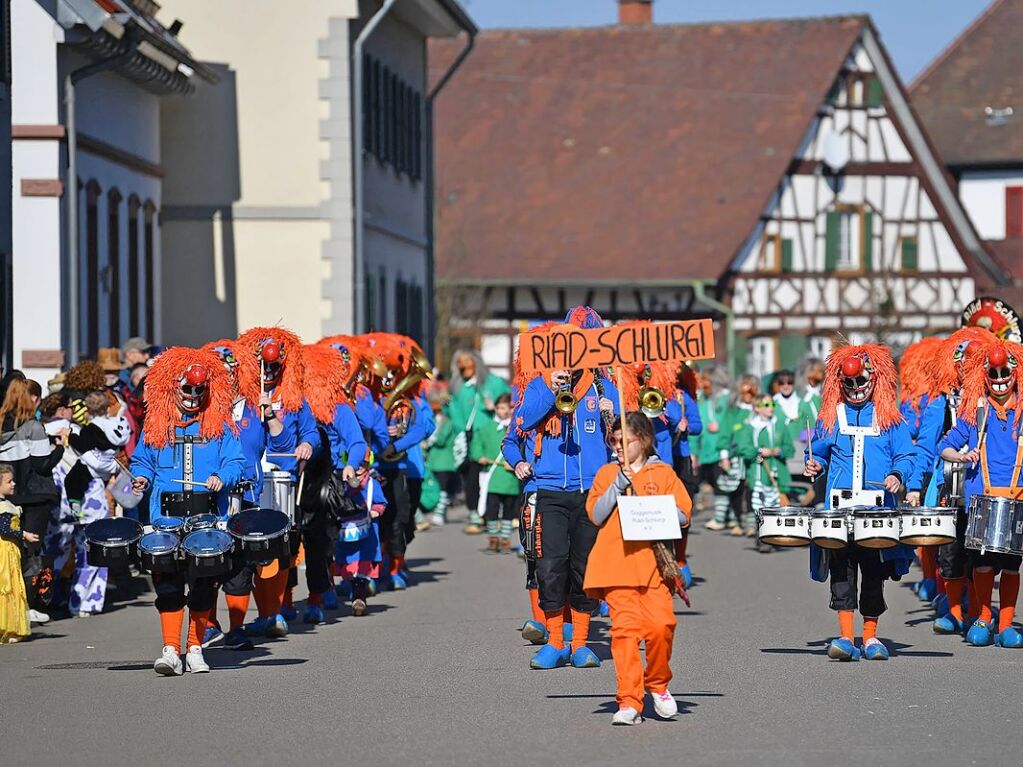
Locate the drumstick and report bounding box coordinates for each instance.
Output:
[171,479,208,487]
[297,469,306,506]
[805,418,814,464]
[266,453,298,458]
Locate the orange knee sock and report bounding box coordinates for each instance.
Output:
[569,609,590,652]
[282,583,294,611]
[308,591,322,607]
[838,610,854,640]
[159,609,184,653]
[186,609,210,649]
[862,617,878,641]
[675,536,688,567]
[935,572,946,596]
[527,589,545,624]
[973,569,996,623]
[919,548,937,580]
[253,579,270,618]
[226,594,250,631]
[544,610,566,650]
[945,578,965,622]
[967,578,979,620]
[999,571,1019,632]
[390,555,406,575]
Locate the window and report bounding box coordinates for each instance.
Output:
[759,234,794,272]
[372,60,382,155]
[748,337,777,378]
[378,271,387,330]
[1007,186,1023,238]
[866,76,884,108]
[127,195,141,336]
[363,54,423,181]
[409,284,424,344]
[826,78,841,106]
[362,53,373,156]
[808,335,832,362]
[106,188,122,346]
[394,277,407,334]
[825,207,873,272]
[143,201,156,340]
[84,180,101,356]
[900,236,918,271]
[364,274,376,331]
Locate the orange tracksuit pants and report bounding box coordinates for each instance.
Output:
[604,580,676,712]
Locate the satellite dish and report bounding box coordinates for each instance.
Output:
[821,130,849,172]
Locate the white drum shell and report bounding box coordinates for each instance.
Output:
[756,507,811,547]
[810,511,849,549]
[852,510,901,549]
[899,508,957,546]
[260,471,295,523]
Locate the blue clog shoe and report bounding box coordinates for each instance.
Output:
[932,613,964,635]
[530,643,570,670]
[827,638,860,661]
[563,622,574,644]
[996,626,1023,648]
[280,605,298,622]
[266,613,290,638]
[391,571,408,590]
[302,604,325,625]
[681,563,693,590]
[322,588,339,611]
[931,593,949,617]
[336,580,353,599]
[521,619,549,645]
[570,646,601,668]
[862,638,889,660]
[598,600,610,618]
[917,578,936,603]
[966,619,995,646]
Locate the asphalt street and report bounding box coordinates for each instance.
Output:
[2,504,1018,767]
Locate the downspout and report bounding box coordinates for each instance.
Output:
[64,28,140,364]
[353,0,399,334]
[425,30,475,360]
[692,281,737,377]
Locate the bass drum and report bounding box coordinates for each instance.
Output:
[227,508,291,565]
[84,517,142,568]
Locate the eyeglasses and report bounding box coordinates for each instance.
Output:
[777,378,794,385]
[758,400,775,408]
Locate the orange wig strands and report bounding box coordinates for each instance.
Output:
[819,343,902,432]
[302,344,349,424]
[202,338,261,409]
[958,338,1023,425]
[143,347,237,449]
[614,321,678,412]
[677,362,698,399]
[363,332,427,399]
[931,327,997,398]
[899,336,944,410]
[236,326,306,414]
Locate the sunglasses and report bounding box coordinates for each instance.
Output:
[777,378,794,385]
[758,400,775,408]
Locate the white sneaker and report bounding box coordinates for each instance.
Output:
[153,645,183,676]
[651,690,678,719]
[185,645,210,673]
[429,513,445,527]
[611,707,643,726]
[28,609,50,624]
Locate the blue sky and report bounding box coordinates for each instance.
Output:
[459,0,992,83]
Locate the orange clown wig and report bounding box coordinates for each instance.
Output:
[958,338,1023,425]
[236,326,306,414]
[143,347,236,449]
[302,344,349,424]
[201,338,261,409]
[931,327,996,398]
[819,343,902,432]
[899,336,943,412]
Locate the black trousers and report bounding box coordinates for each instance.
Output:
[221,559,254,597]
[969,551,1023,572]
[303,505,340,597]
[20,501,54,609]
[153,571,218,613]
[829,548,887,616]
[485,493,518,522]
[938,507,970,580]
[675,455,700,503]
[534,489,599,613]
[461,461,482,515]
[380,469,411,558]
[407,477,423,542]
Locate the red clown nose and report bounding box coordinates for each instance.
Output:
[261,342,281,363]
[841,357,864,377]
[989,347,1009,368]
[185,364,208,385]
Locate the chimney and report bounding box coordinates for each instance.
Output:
[618,0,653,25]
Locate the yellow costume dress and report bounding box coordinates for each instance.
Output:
[0,500,30,642]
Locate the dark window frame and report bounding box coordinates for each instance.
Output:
[106,187,122,346]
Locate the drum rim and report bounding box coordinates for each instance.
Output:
[760,506,812,516]
[852,509,901,518]
[139,531,180,554]
[181,529,234,556]
[899,507,958,517]
[153,517,185,531]
[811,509,849,518]
[226,509,290,541]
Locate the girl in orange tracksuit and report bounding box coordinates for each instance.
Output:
[585,412,691,726]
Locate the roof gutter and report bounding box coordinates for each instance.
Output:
[353,0,399,334]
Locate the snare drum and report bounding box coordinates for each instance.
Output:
[84,517,143,567]
[181,529,235,579]
[756,506,812,547]
[153,517,185,535]
[965,495,1023,555]
[138,531,181,573]
[899,507,957,546]
[260,470,296,523]
[227,508,291,565]
[810,509,850,549]
[183,513,219,533]
[852,508,901,549]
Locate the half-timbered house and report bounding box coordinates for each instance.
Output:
[432,2,1011,378]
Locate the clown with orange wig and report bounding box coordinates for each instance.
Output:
[939,337,1023,648]
[129,347,246,675]
[804,344,914,661]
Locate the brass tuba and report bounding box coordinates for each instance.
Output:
[639,386,666,418]
[379,349,433,462]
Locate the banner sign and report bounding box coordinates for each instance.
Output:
[961,296,1022,343]
[518,319,715,373]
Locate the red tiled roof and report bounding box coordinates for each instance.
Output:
[912,0,1023,167]
[431,16,865,284]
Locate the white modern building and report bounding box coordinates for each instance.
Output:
[157,0,475,351]
[10,0,214,380]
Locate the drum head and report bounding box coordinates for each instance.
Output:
[182,530,234,556]
[185,514,218,532]
[153,517,185,533]
[85,517,142,545]
[139,531,180,554]
[762,506,812,517]
[227,508,290,540]
[853,509,899,519]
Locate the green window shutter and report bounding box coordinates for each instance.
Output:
[781,238,793,272]
[862,211,873,271]
[867,77,884,108]
[779,334,808,371]
[901,237,918,270]
[734,339,748,376]
[825,211,840,271]
[826,79,841,105]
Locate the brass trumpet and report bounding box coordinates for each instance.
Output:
[639,386,666,418]
[555,386,578,414]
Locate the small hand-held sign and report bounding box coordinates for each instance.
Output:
[617,495,683,541]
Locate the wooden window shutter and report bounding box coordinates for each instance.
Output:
[866,77,883,107]
[826,79,841,106]
[824,211,840,270]
[900,237,918,270]
[781,238,793,272]
[1007,186,1023,238]
[862,211,873,271]
[779,334,808,371]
